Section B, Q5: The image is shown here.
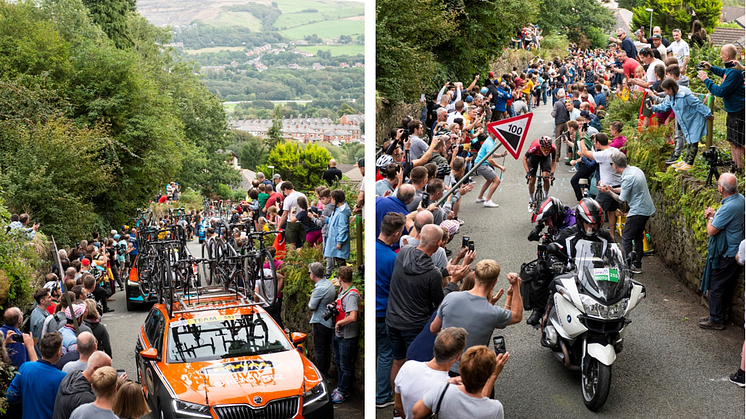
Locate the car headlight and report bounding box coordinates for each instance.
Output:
[127,280,138,287]
[173,400,211,418]
[303,380,327,406]
[579,295,628,320]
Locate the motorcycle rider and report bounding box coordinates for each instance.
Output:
[539,198,613,329]
[525,197,576,326]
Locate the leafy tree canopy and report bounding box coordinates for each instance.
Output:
[631,0,721,36]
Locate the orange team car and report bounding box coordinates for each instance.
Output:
[135,288,333,419]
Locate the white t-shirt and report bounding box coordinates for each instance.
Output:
[645,59,665,83]
[592,147,623,186]
[422,382,504,419]
[394,361,449,419]
[255,268,275,307]
[667,39,689,67]
[282,191,306,215]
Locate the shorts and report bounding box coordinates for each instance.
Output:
[596,190,620,212]
[527,154,552,176]
[476,164,497,181]
[641,97,653,117]
[727,109,745,147]
[513,99,528,114]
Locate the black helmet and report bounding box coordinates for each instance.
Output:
[539,136,552,150]
[532,196,567,226]
[575,197,604,238]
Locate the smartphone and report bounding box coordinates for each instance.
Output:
[420,93,426,102]
[421,192,430,207]
[493,336,506,355]
[468,240,475,252]
[116,369,126,378]
[462,236,470,248]
[11,334,24,343]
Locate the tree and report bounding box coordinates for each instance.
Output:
[258,142,332,190]
[536,0,615,48]
[631,0,721,36]
[82,0,135,49]
[267,105,284,150]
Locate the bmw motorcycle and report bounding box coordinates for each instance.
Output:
[541,240,646,411]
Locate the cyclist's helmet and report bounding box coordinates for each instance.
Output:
[376,154,394,169]
[539,136,552,150]
[575,197,604,238]
[43,280,59,294]
[532,196,567,226]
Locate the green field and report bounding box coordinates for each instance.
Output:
[295,44,364,56]
[211,11,263,29]
[183,46,247,55]
[279,18,363,40]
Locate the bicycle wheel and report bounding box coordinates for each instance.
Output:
[204,239,215,286]
[256,250,278,306]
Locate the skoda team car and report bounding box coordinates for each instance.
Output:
[135,291,333,419]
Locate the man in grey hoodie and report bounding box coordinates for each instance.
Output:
[53,351,111,419]
[386,225,470,394]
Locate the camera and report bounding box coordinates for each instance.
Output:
[322,303,338,321]
[702,145,719,164]
[724,61,736,69]
[11,333,24,343]
[695,63,706,71]
[421,192,430,208]
[401,128,411,141]
[462,236,470,248]
[493,336,506,355]
[468,240,475,252]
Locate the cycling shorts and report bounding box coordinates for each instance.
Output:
[527,154,552,176]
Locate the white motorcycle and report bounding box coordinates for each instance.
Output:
[541,239,646,411]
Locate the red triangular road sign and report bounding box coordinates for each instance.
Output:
[486,113,534,159]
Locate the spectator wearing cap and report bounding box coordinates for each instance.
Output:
[30,288,53,348]
[273,173,283,193]
[256,171,274,190]
[651,34,667,60]
[8,332,65,419]
[2,307,33,368]
[322,159,343,185]
[609,28,637,61]
[60,302,87,354]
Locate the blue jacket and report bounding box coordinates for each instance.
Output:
[705,65,745,113]
[324,203,351,260]
[594,92,607,109]
[7,359,66,419]
[0,325,28,368]
[494,86,510,112]
[375,196,409,237]
[651,86,711,144]
[376,239,397,318]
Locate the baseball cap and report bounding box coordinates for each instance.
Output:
[81,258,91,266]
[114,234,121,240]
[440,220,460,237]
[651,34,661,39]
[465,96,474,103]
[65,303,86,320]
[273,174,281,179]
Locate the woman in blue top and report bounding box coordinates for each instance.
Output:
[324,189,351,277]
[649,78,713,171]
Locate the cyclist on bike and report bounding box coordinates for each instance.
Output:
[523,136,557,212]
[525,197,576,326]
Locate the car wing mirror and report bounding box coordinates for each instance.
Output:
[291,332,307,346]
[140,347,160,360]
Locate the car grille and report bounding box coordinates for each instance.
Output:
[213,397,299,419]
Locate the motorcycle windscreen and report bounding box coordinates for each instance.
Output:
[574,240,630,302]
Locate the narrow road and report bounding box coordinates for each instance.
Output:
[377,103,744,418]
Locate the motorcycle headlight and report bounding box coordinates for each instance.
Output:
[173,400,211,418]
[579,295,628,320]
[303,380,327,406]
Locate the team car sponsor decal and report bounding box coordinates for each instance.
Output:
[170,314,236,327]
[200,360,279,388]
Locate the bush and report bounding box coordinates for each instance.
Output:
[178,188,204,210]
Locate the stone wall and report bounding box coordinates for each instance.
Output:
[646,183,744,327]
[281,289,365,395]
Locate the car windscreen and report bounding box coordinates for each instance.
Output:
[167,312,293,363]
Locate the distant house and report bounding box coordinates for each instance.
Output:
[721,7,745,26]
[216,149,240,170]
[710,27,746,49]
[340,114,364,126]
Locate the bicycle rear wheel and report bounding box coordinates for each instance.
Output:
[256,250,278,306]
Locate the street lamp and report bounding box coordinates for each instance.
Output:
[646,8,654,38]
[268,165,275,177]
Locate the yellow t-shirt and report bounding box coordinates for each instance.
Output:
[522,80,534,95]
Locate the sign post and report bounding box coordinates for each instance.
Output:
[486,113,533,159]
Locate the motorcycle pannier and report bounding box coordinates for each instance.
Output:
[519,259,539,311]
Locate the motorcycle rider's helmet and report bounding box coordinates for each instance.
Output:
[532,196,567,227]
[575,197,604,238]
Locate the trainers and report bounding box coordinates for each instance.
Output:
[376,397,395,409]
[698,319,725,330]
[393,408,404,419]
[664,155,679,165]
[456,218,465,226]
[569,166,578,173]
[729,369,745,387]
[528,202,534,212]
[483,200,499,208]
[331,388,346,403]
[675,163,692,172]
[670,160,685,168]
[629,266,642,274]
[476,197,485,203]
